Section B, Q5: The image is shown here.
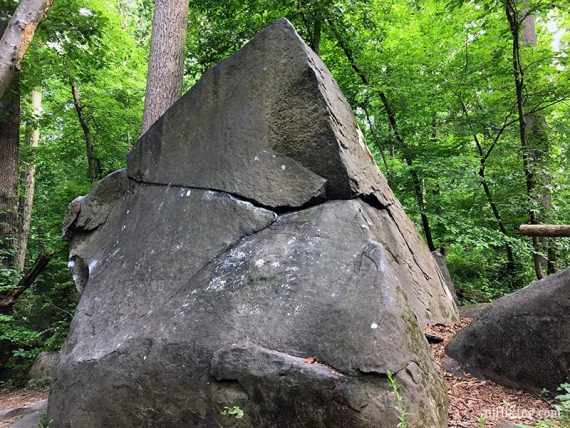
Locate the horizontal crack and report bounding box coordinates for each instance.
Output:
[128,177,280,213]
[129,177,393,215]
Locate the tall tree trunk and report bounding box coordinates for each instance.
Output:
[505,0,544,279]
[328,19,436,251]
[0,77,19,270]
[0,0,53,99]
[141,0,188,134]
[521,10,556,274]
[71,81,99,182]
[363,105,392,187]
[0,5,20,270]
[15,88,41,271]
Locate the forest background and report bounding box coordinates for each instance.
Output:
[0,0,568,382]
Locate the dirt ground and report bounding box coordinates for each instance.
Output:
[425,318,560,428]
[0,388,48,411]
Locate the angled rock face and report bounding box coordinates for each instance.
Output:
[431,251,460,307]
[446,268,570,393]
[49,18,457,427]
[126,19,394,209]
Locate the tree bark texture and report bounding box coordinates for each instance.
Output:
[0,74,20,270]
[519,225,570,238]
[71,81,99,182]
[141,0,188,134]
[311,13,322,55]
[521,10,556,274]
[15,88,41,271]
[0,0,53,100]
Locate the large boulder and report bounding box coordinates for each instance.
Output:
[49,19,458,427]
[446,268,570,393]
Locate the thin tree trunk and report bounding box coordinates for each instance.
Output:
[311,13,322,55]
[0,0,53,100]
[460,102,516,269]
[141,0,188,134]
[15,88,41,271]
[505,0,544,279]
[71,81,98,182]
[363,105,392,187]
[477,148,516,269]
[328,18,436,251]
[377,94,436,252]
[0,76,20,270]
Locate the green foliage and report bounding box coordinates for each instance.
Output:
[26,376,52,390]
[555,383,570,424]
[516,384,570,427]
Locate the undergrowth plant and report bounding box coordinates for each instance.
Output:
[387,370,408,428]
[220,405,244,421]
[517,383,570,428]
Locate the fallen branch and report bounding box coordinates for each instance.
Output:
[519,224,570,237]
[0,253,53,313]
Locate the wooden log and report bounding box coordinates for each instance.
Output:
[519,224,570,237]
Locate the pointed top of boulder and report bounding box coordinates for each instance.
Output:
[127,18,394,209]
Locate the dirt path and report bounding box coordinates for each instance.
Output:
[426,318,559,428]
[0,388,47,411]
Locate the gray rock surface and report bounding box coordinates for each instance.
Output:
[446,268,570,393]
[459,303,490,319]
[27,351,58,379]
[126,19,394,209]
[49,18,458,427]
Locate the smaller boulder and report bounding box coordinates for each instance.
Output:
[459,303,490,319]
[446,268,570,393]
[28,351,58,379]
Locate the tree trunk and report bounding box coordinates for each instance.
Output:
[0,75,20,270]
[505,0,544,280]
[141,0,188,134]
[521,10,556,274]
[71,81,99,182]
[460,102,516,269]
[363,105,392,187]
[0,0,53,100]
[327,19,437,251]
[310,13,322,55]
[15,88,41,271]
